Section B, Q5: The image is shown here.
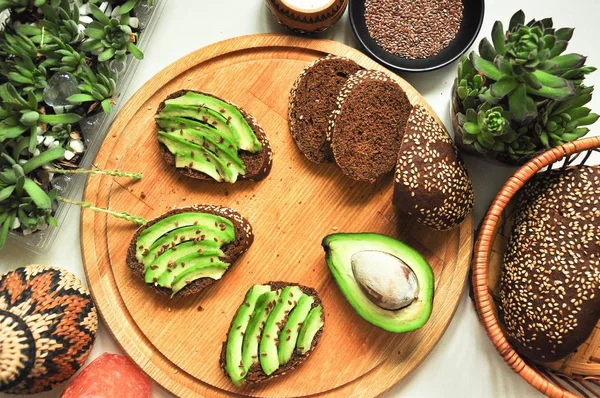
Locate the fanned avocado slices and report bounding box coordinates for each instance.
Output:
[155,91,271,183]
[127,206,254,297]
[221,282,324,387]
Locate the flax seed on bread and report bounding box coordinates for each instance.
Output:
[126,205,254,298]
[328,69,412,183]
[288,56,363,163]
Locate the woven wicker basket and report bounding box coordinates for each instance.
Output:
[472,136,600,398]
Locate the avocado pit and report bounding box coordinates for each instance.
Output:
[351,250,419,310]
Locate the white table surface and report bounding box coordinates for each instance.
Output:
[2,0,599,397]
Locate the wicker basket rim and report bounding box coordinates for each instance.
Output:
[472,136,600,398]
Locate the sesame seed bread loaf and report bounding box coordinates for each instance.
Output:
[288,56,363,163]
[328,69,413,183]
[393,106,474,230]
[126,205,254,298]
[499,165,600,362]
[156,90,273,182]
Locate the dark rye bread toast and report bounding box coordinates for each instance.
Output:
[156,90,273,182]
[328,70,412,183]
[220,282,324,385]
[126,205,254,297]
[499,166,600,363]
[288,56,363,163]
[393,106,474,230]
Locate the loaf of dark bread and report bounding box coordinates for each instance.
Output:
[220,282,324,385]
[328,70,412,183]
[499,165,600,362]
[126,205,254,297]
[288,56,363,163]
[156,90,272,182]
[393,106,474,230]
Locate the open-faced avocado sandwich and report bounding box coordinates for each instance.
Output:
[322,233,434,333]
[126,205,254,297]
[155,90,272,183]
[221,282,324,387]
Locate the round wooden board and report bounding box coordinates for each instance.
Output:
[81,34,473,398]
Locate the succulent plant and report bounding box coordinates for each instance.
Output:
[453,10,597,164]
[81,3,142,62]
[68,63,116,113]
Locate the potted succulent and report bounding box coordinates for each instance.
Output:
[0,0,154,248]
[452,10,599,165]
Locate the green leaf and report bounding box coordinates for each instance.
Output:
[0,124,29,140]
[67,93,96,103]
[38,113,82,125]
[126,41,144,60]
[479,38,497,61]
[19,111,39,126]
[531,70,571,88]
[492,21,507,55]
[528,84,575,101]
[549,54,586,72]
[463,122,480,135]
[522,73,542,90]
[0,185,15,201]
[23,178,51,209]
[119,0,138,14]
[509,10,525,31]
[22,147,65,175]
[471,54,503,81]
[0,212,15,250]
[101,99,112,113]
[89,3,111,25]
[550,40,568,58]
[98,47,116,62]
[84,27,106,40]
[490,76,518,98]
[509,84,537,123]
[561,127,589,141]
[578,113,599,126]
[555,28,574,42]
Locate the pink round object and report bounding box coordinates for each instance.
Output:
[62,354,150,398]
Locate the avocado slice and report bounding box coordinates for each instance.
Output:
[322,233,434,333]
[155,253,227,288]
[296,305,324,355]
[161,129,245,175]
[278,294,314,364]
[158,132,235,182]
[135,212,233,262]
[155,115,239,151]
[144,243,223,283]
[259,285,302,376]
[242,290,279,372]
[165,92,262,152]
[170,260,230,294]
[225,285,273,387]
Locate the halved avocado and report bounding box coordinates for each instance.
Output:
[225,284,272,387]
[322,233,434,333]
[164,91,262,152]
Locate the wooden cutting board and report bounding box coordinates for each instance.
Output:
[81,34,473,398]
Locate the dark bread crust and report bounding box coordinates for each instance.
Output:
[393,106,474,230]
[499,165,600,363]
[156,90,272,182]
[288,56,363,163]
[126,205,254,297]
[328,70,413,183]
[219,282,325,386]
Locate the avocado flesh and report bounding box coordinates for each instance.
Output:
[155,253,227,288]
[322,233,434,333]
[155,115,239,151]
[225,285,273,387]
[144,243,223,283]
[135,212,233,262]
[161,129,245,174]
[170,261,229,294]
[158,132,235,182]
[165,92,263,152]
[259,286,302,376]
[242,290,279,372]
[278,294,314,364]
[297,305,324,354]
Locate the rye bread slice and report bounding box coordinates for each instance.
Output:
[328,70,412,183]
[126,205,254,298]
[156,90,273,182]
[499,165,600,363]
[220,282,324,385]
[393,106,474,230]
[288,56,363,163]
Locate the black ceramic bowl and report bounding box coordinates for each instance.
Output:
[349,0,485,72]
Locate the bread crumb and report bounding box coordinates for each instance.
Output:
[332,226,338,231]
[197,305,204,312]
[167,308,172,312]
[140,192,146,199]
[147,106,152,110]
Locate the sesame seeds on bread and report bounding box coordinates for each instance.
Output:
[499,165,600,363]
[156,90,273,182]
[288,56,363,163]
[126,205,254,298]
[393,106,474,230]
[328,69,413,183]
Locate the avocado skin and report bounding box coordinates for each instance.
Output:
[322,232,434,333]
